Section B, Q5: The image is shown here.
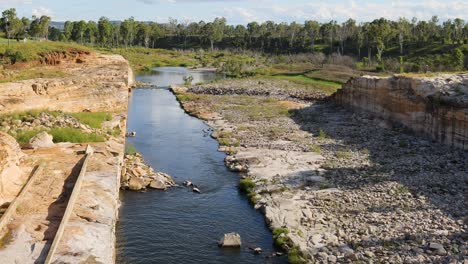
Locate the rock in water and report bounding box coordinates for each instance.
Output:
[149,179,167,190]
[28,132,54,149]
[218,233,242,247]
[253,247,262,254]
[128,177,145,191]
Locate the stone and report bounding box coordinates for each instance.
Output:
[218,233,242,247]
[28,132,54,149]
[253,247,262,254]
[428,242,446,256]
[128,177,146,191]
[338,245,354,254]
[149,179,167,190]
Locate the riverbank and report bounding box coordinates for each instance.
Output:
[172,78,467,263]
[0,52,133,262]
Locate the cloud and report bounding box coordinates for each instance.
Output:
[137,0,240,4]
[32,6,54,18]
[247,0,468,23]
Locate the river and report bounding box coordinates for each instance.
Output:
[116,68,286,264]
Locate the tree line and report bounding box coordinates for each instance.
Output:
[1,8,467,67]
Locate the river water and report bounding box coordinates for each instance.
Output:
[116,68,286,264]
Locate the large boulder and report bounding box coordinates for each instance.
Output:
[28,132,54,149]
[128,177,146,191]
[218,233,242,247]
[0,132,26,205]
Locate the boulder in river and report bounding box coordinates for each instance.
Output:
[218,233,242,247]
[128,177,146,191]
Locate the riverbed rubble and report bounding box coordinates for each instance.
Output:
[172,76,468,263]
[122,152,176,191]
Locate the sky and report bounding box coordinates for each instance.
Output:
[1,0,467,24]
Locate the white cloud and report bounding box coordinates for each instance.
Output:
[32,6,54,18]
[247,0,468,23]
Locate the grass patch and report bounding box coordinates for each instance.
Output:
[125,143,137,156]
[13,128,104,144]
[269,74,341,94]
[69,112,112,129]
[336,149,352,159]
[0,110,61,121]
[308,144,321,153]
[318,128,327,139]
[0,41,91,64]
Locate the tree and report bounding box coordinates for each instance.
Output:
[39,15,51,40]
[204,17,226,51]
[137,22,152,48]
[451,48,464,70]
[304,20,320,52]
[73,20,87,44]
[98,17,112,47]
[1,8,21,45]
[121,17,137,47]
[397,18,411,54]
[85,21,98,44]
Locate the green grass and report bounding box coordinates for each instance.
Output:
[13,128,105,144]
[0,41,91,64]
[69,112,112,129]
[0,110,62,121]
[269,74,341,94]
[125,143,137,156]
[288,247,307,264]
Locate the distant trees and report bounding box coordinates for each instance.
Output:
[0,6,467,71]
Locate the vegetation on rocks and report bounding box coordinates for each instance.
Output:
[0,111,116,144]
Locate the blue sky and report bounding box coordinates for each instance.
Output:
[1,0,467,24]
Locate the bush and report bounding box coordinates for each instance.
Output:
[272,228,293,248]
[288,247,306,264]
[239,178,256,192]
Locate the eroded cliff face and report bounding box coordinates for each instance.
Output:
[334,74,468,149]
[0,132,25,206]
[0,54,133,113]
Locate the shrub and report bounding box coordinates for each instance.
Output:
[272,228,293,248]
[239,178,256,192]
[288,247,306,264]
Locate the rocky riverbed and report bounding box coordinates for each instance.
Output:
[172,78,467,263]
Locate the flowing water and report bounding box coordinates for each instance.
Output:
[116,68,286,264]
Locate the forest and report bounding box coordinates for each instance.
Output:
[1,8,467,72]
